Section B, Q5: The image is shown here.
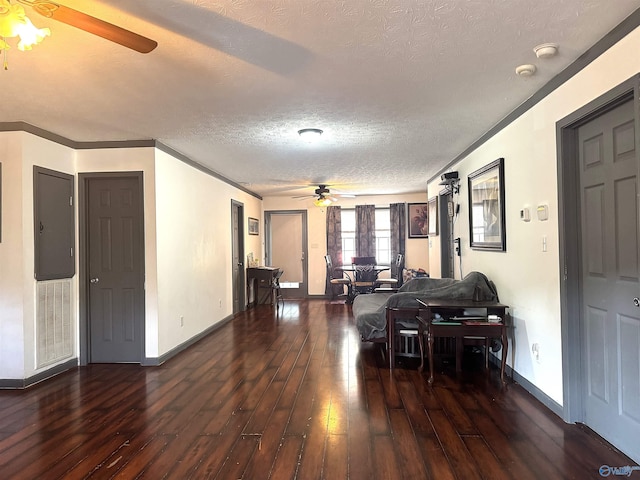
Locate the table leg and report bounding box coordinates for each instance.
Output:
[417,322,425,373]
[455,337,463,372]
[427,329,434,385]
[484,338,490,369]
[388,315,395,369]
[500,327,508,384]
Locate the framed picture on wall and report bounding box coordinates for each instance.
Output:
[427,197,438,236]
[468,157,506,251]
[248,217,259,235]
[408,202,429,238]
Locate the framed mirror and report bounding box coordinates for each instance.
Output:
[468,158,506,251]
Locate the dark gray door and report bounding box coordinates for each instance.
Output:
[232,201,245,313]
[87,175,144,363]
[578,98,640,459]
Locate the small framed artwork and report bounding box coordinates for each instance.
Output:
[468,157,506,251]
[408,202,429,238]
[427,196,438,235]
[248,217,259,235]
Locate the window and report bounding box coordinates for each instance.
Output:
[342,209,356,264]
[375,208,391,264]
[340,208,391,264]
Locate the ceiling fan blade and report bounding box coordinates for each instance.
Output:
[24,1,157,53]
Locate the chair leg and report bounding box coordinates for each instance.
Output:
[275,288,284,310]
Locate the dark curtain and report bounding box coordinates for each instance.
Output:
[355,204,376,257]
[325,205,343,295]
[390,202,406,260]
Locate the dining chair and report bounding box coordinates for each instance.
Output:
[352,263,377,294]
[351,256,377,265]
[324,255,351,300]
[376,253,404,291]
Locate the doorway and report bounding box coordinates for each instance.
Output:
[231,200,246,314]
[265,211,308,298]
[79,172,145,364]
[559,76,640,462]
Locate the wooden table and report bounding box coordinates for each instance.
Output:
[336,265,389,303]
[415,299,509,385]
[246,267,280,307]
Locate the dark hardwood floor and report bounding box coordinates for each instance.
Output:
[0,299,633,479]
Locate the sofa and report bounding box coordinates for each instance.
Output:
[353,271,499,342]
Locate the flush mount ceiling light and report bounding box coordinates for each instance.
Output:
[534,43,559,59]
[515,64,536,77]
[298,128,323,142]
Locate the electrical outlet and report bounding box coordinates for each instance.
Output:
[219,299,222,308]
[180,315,184,327]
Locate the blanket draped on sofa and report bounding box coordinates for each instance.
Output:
[353,271,498,341]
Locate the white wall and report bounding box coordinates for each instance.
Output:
[0,133,27,379]
[263,193,430,296]
[154,150,261,355]
[428,25,640,405]
[1,135,263,381]
[76,147,159,357]
[0,132,77,379]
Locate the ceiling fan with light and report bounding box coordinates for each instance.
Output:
[294,185,355,207]
[0,0,157,66]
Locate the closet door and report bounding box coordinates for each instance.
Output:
[34,167,75,280]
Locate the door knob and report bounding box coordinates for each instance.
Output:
[634,297,640,307]
[90,278,100,284]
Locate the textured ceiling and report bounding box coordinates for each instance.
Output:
[2,0,639,198]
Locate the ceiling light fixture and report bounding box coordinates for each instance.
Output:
[533,43,559,59]
[0,0,50,69]
[314,196,332,207]
[298,128,323,142]
[515,64,536,77]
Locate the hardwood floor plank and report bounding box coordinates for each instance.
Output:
[467,409,539,480]
[462,435,511,480]
[433,385,479,435]
[213,435,260,480]
[296,416,327,479]
[371,434,402,480]
[324,433,349,479]
[242,408,290,479]
[365,378,391,435]
[415,432,457,480]
[182,410,253,479]
[0,300,634,479]
[428,409,482,480]
[347,407,374,480]
[379,369,404,409]
[269,435,304,479]
[112,434,173,479]
[388,409,429,479]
